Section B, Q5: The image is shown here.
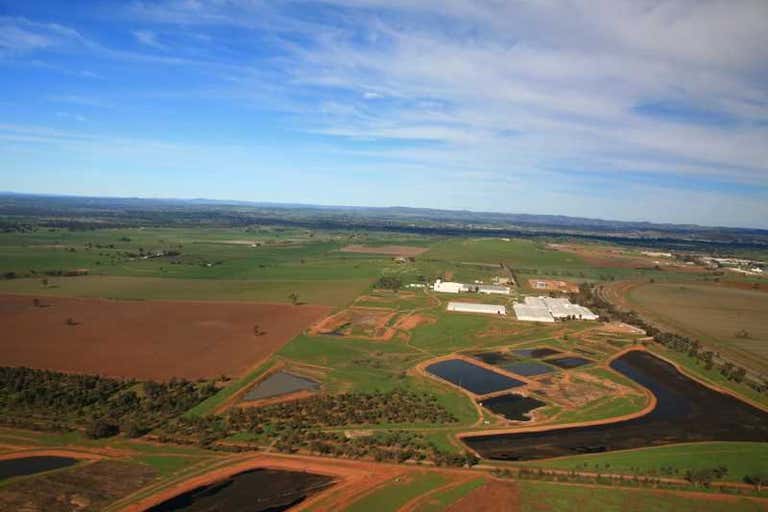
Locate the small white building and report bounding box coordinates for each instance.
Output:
[433,279,469,294]
[447,302,506,315]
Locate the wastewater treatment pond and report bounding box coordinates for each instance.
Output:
[463,351,768,460]
[502,360,556,377]
[426,359,525,395]
[0,456,78,480]
[545,356,593,369]
[242,371,320,402]
[480,394,546,421]
[514,347,561,359]
[146,468,334,512]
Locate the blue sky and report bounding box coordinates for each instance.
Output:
[1,1,767,228]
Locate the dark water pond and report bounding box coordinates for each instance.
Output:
[545,356,593,369]
[426,359,525,395]
[481,394,546,421]
[514,347,561,359]
[471,351,519,366]
[0,456,78,480]
[464,351,768,460]
[242,371,320,401]
[502,360,556,377]
[146,469,334,512]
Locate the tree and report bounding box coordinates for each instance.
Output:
[744,473,768,492]
[288,293,299,305]
[41,278,49,287]
[685,468,715,487]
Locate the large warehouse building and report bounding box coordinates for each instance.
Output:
[447,302,506,315]
[513,296,598,322]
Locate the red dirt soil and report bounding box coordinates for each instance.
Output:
[446,480,520,512]
[0,294,330,380]
[340,245,428,257]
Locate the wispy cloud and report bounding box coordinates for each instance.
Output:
[1,1,766,226]
[132,29,164,49]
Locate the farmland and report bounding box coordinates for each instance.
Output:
[0,294,329,380]
[624,282,768,374]
[1,219,767,511]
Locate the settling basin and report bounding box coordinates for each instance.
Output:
[0,456,79,480]
[426,359,525,395]
[480,394,545,421]
[463,350,768,460]
[146,468,335,512]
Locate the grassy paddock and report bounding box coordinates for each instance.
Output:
[412,477,487,512]
[627,282,768,373]
[525,442,768,483]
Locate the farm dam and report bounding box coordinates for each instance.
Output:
[461,350,768,460]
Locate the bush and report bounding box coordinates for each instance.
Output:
[86,419,119,439]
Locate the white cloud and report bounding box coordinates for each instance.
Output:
[133,29,164,48]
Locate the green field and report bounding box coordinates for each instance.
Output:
[628,283,768,373]
[344,472,448,512]
[0,227,415,304]
[519,480,766,511]
[528,442,768,483]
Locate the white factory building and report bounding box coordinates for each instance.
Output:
[512,303,555,322]
[432,280,511,295]
[513,296,598,322]
[447,302,506,315]
[433,280,469,294]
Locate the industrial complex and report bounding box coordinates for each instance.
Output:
[513,296,598,323]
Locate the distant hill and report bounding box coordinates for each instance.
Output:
[1,192,766,251]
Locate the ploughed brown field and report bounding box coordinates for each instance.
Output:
[0,295,330,380]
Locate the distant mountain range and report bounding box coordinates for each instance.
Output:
[1,192,766,250]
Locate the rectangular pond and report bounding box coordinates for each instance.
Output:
[545,356,593,369]
[242,371,320,402]
[502,360,556,377]
[470,351,519,366]
[513,347,561,359]
[426,359,525,395]
[0,456,78,481]
[480,393,546,421]
[146,468,335,512]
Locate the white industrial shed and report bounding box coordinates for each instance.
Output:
[433,280,469,294]
[477,284,511,295]
[513,303,555,322]
[447,302,506,315]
